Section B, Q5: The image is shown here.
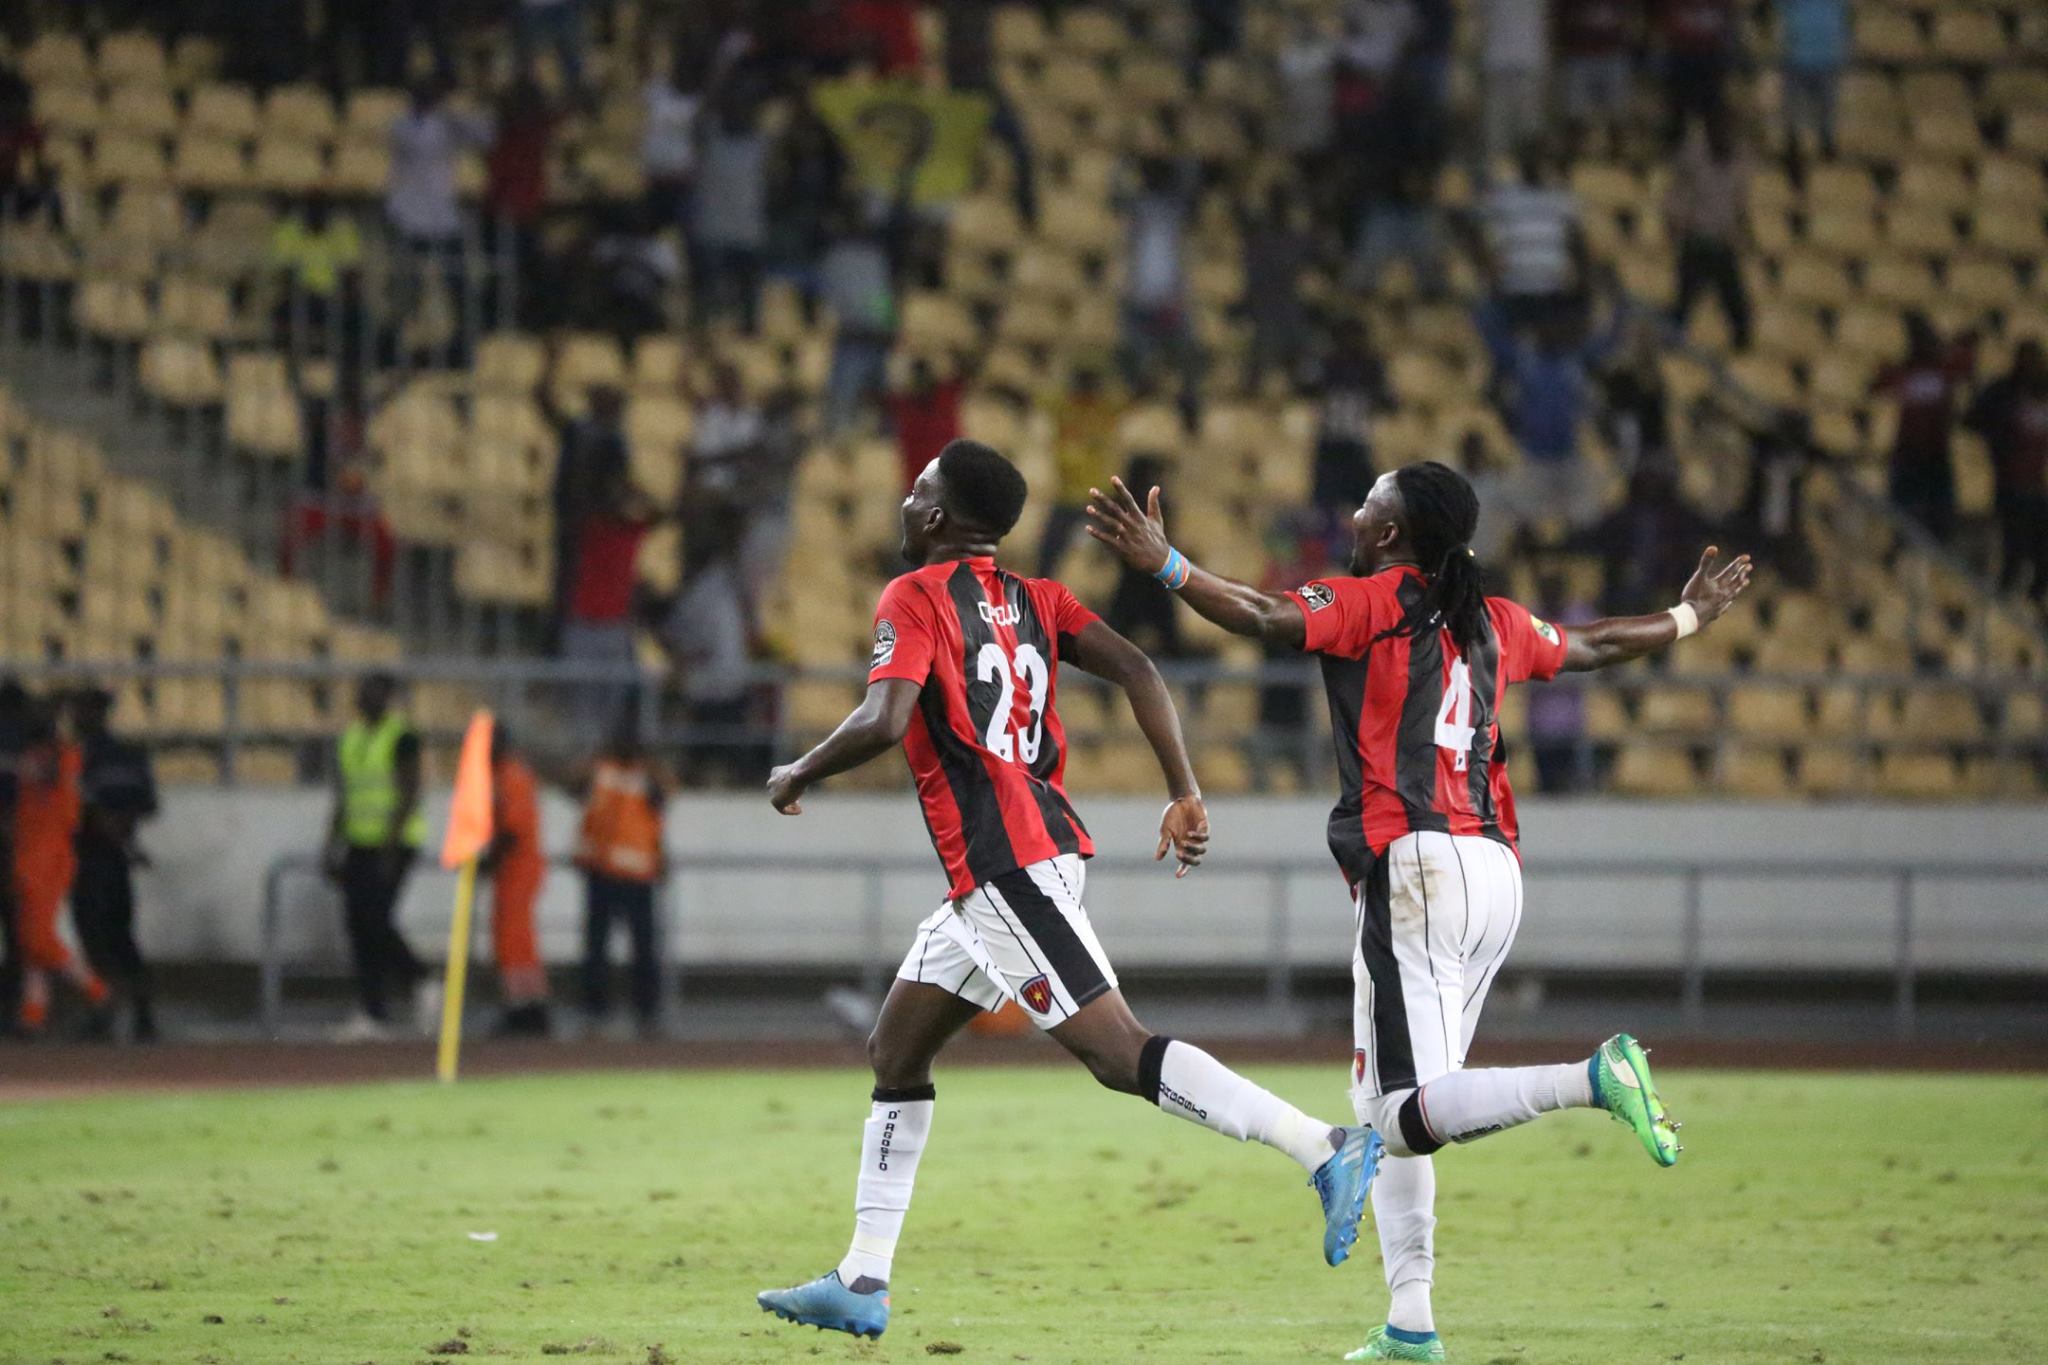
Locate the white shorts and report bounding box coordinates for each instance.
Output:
[1352,831,1524,1100]
[894,853,1118,1029]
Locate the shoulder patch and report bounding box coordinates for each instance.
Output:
[1298,582,1337,612]
[1530,614,1561,646]
[871,619,898,669]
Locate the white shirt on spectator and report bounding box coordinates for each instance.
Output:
[387,107,487,241]
[692,401,765,493]
[1481,0,1551,73]
[1126,196,1187,310]
[667,560,751,704]
[641,81,701,180]
[1277,38,1336,152]
[696,128,768,248]
[1342,0,1416,77]
[1483,182,1579,297]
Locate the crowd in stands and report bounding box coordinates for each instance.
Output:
[1,0,2045,803]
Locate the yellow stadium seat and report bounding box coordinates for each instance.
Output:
[1039,190,1121,259]
[1972,206,2045,258]
[1057,7,1128,57]
[992,4,1052,60]
[139,336,225,407]
[343,88,408,143]
[1977,155,2046,210]
[103,83,178,138]
[1932,9,2004,61]
[74,279,153,341]
[186,82,261,140]
[226,356,303,458]
[98,30,169,86]
[1806,165,1879,215]
[32,81,101,137]
[1863,255,1939,309]
[169,33,221,89]
[630,334,687,392]
[1875,750,1960,799]
[1910,109,1982,161]
[1721,747,1792,799]
[20,32,92,86]
[1611,746,1700,797]
[1856,6,1925,61]
[1882,204,1958,256]
[1898,687,1984,742]
[900,292,980,354]
[1947,257,2018,312]
[1008,243,1087,299]
[107,186,185,246]
[1752,301,1828,361]
[171,133,249,191]
[1833,305,1906,360]
[1898,160,1972,211]
[251,137,327,193]
[1806,207,1879,259]
[90,132,170,187]
[1638,688,1717,734]
[329,139,391,195]
[263,83,338,143]
[2006,108,2048,158]
[1039,54,1111,115]
[1779,254,1853,309]
[2004,691,2046,739]
[1727,684,1810,738]
[1797,746,1868,797]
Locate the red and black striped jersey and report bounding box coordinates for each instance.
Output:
[868,556,1100,899]
[1289,566,1570,884]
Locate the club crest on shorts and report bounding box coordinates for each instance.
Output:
[871,619,897,668]
[1298,582,1336,612]
[1019,974,1054,1015]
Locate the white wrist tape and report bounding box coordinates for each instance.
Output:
[1667,602,1700,640]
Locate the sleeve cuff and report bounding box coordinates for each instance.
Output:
[1286,590,1326,653]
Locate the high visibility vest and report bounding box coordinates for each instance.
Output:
[338,715,425,848]
[577,758,663,882]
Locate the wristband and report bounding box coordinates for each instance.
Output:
[1667,602,1699,640]
[1153,546,1192,591]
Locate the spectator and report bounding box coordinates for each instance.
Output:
[1462,428,1518,560]
[1583,458,1716,615]
[589,205,682,341]
[1119,157,1204,421]
[268,189,364,356]
[1276,13,1339,184]
[766,100,848,293]
[735,383,807,628]
[1733,410,1817,586]
[695,92,771,331]
[1556,0,1638,158]
[68,688,157,1042]
[323,673,430,1042]
[324,0,453,91]
[1347,66,1450,296]
[886,354,964,491]
[561,439,657,742]
[1408,0,1458,108]
[1192,0,1245,69]
[575,718,668,1038]
[1038,366,1124,576]
[1778,0,1848,171]
[283,464,397,610]
[1477,144,1590,331]
[1302,318,1391,514]
[386,80,490,356]
[819,192,910,433]
[0,62,50,214]
[550,383,630,631]
[943,0,1037,224]
[1525,572,1599,792]
[1966,339,2048,606]
[1601,320,1674,472]
[1664,110,1752,351]
[1873,315,1976,545]
[484,724,552,1038]
[642,46,706,244]
[485,76,555,326]
[1103,454,1189,658]
[1242,185,1313,390]
[515,0,588,102]
[664,514,759,785]
[1658,0,1736,145]
[1477,0,1551,171]
[688,359,767,499]
[1338,0,1417,92]
[1477,286,1631,537]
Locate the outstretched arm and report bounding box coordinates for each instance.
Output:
[1085,477,1307,649]
[766,678,921,814]
[1065,619,1208,875]
[1560,547,1754,672]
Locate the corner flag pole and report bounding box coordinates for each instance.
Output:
[437,710,496,1083]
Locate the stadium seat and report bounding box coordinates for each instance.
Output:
[171,133,250,191]
[103,83,179,138]
[89,132,170,187]
[1721,746,1793,799]
[19,32,92,85]
[263,83,338,143]
[98,30,169,86]
[1611,746,1701,797]
[1875,750,1960,799]
[1796,746,1868,797]
[251,137,327,194]
[1932,9,2004,61]
[1898,687,1984,742]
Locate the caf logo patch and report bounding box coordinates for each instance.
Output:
[1299,582,1337,612]
[1020,974,1054,1015]
[1353,1048,1367,1085]
[1530,614,1561,646]
[871,619,897,668]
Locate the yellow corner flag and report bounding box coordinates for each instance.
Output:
[436,710,495,1083]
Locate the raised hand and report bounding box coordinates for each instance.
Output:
[1085,477,1172,576]
[1681,546,1754,628]
[1156,793,1209,878]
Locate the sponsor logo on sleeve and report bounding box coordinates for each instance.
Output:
[1298,582,1337,612]
[871,619,897,669]
[1530,614,1561,646]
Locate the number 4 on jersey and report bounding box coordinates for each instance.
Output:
[1434,658,1475,771]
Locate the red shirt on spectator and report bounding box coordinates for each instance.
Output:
[845,0,923,75]
[1878,341,1976,466]
[887,379,963,490]
[486,109,554,225]
[0,118,45,193]
[570,514,651,623]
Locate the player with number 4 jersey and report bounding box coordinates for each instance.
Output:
[753,440,1381,1344]
[1087,459,1752,1361]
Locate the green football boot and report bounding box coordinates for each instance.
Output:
[1591,1033,1681,1167]
[1344,1325,1447,1361]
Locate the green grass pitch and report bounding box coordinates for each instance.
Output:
[3,1066,2044,1364]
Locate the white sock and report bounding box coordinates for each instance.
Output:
[1151,1038,1338,1172]
[1372,1155,1437,1335]
[1411,1062,1595,1148]
[836,1089,934,1288]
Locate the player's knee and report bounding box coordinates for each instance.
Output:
[1353,1087,1418,1157]
[1075,1035,1147,1096]
[865,1031,918,1089]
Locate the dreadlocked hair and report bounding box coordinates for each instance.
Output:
[1372,460,1490,652]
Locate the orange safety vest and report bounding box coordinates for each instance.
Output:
[577,757,663,883]
[14,739,82,888]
